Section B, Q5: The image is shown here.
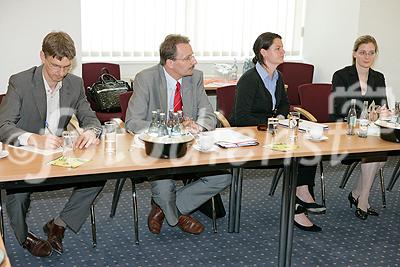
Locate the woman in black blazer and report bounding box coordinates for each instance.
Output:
[232,32,324,232]
[331,35,388,220]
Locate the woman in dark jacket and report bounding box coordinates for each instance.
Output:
[331,35,388,220]
[232,32,324,232]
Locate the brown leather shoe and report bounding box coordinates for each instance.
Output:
[22,231,52,257]
[43,219,65,254]
[148,200,165,234]
[177,215,204,235]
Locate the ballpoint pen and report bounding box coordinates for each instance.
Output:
[45,121,55,135]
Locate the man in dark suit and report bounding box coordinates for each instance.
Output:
[0,32,104,257]
[125,34,231,235]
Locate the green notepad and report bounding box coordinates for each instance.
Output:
[49,156,90,168]
[266,143,299,152]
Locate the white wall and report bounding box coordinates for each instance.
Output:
[0,0,81,94]
[303,0,400,105]
[1,0,399,103]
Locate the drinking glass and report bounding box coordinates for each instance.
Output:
[288,111,300,142]
[104,121,117,153]
[62,131,74,164]
[267,118,279,136]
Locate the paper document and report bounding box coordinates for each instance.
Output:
[207,129,258,148]
[9,145,63,156]
[279,119,328,131]
[49,156,89,168]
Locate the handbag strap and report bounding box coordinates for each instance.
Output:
[100,73,118,84]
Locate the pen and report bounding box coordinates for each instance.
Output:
[45,121,55,135]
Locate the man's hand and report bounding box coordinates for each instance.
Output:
[182,119,202,134]
[378,104,391,118]
[28,134,63,149]
[75,129,100,149]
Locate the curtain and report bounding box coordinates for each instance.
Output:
[81,0,304,60]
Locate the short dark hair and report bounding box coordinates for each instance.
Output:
[252,32,282,65]
[159,34,190,65]
[42,31,76,60]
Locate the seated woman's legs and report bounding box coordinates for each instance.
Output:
[296,165,325,213]
[293,164,323,232]
[350,161,385,219]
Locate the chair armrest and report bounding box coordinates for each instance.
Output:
[293,107,317,122]
[214,111,231,128]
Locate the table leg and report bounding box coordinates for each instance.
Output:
[278,158,298,267]
[228,168,239,233]
[234,168,243,233]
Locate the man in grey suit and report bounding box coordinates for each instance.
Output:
[125,34,231,235]
[0,32,104,257]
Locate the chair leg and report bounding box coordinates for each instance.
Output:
[0,191,4,241]
[269,168,284,196]
[379,168,386,208]
[211,196,217,233]
[319,161,326,207]
[130,179,139,245]
[387,159,400,191]
[110,178,127,218]
[339,162,358,189]
[90,204,97,248]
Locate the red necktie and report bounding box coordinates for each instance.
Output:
[173,81,183,112]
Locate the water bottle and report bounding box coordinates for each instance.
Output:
[347,99,357,135]
[148,110,159,137]
[231,58,238,80]
[170,112,182,136]
[358,101,369,138]
[158,113,169,137]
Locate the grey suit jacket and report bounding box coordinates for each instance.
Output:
[0,65,101,145]
[125,64,216,133]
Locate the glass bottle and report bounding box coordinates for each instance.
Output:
[170,112,182,136]
[231,58,238,80]
[148,110,159,137]
[158,112,169,137]
[347,99,357,135]
[358,101,369,138]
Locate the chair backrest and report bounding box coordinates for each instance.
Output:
[216,85,236,120]
[119,91,134,121]
[297,83,332,123]
[82,62,121,90]
[277,62,314,106]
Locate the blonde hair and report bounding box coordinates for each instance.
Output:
[352,35,378,64]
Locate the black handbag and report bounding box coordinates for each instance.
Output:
[88,73,131,112]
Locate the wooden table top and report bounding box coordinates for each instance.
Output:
[1,123,399,185]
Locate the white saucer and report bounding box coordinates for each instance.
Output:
[305,135,328,142]
[193,144,218,153]
[0,150,9,159]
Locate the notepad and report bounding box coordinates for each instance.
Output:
[208,129,259,148]
[279,119,328,131]
[9,145,63,156]
[49,156,90,168]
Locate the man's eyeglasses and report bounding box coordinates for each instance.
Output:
[46,58,72,72]
[357,50,376,57]
[174,54,196,62]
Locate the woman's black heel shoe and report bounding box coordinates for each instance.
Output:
[294,205,322,232]
[348,192,358,208]
[355,208,368,220]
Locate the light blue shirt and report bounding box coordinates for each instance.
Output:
[255,62,279,109]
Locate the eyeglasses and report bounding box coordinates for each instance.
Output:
[46,58,72,72]
[174,54,196,62]
[357,50,376,57]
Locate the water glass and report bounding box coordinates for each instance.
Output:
[288,111,300,142]
[104,121,117,153]
[62,131,74,164]
[267,118,279,135]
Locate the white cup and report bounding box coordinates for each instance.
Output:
[0,141,3,153]
[310,126,324,139]
[199,135,214,151]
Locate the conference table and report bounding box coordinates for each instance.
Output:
[0,123,399,267]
